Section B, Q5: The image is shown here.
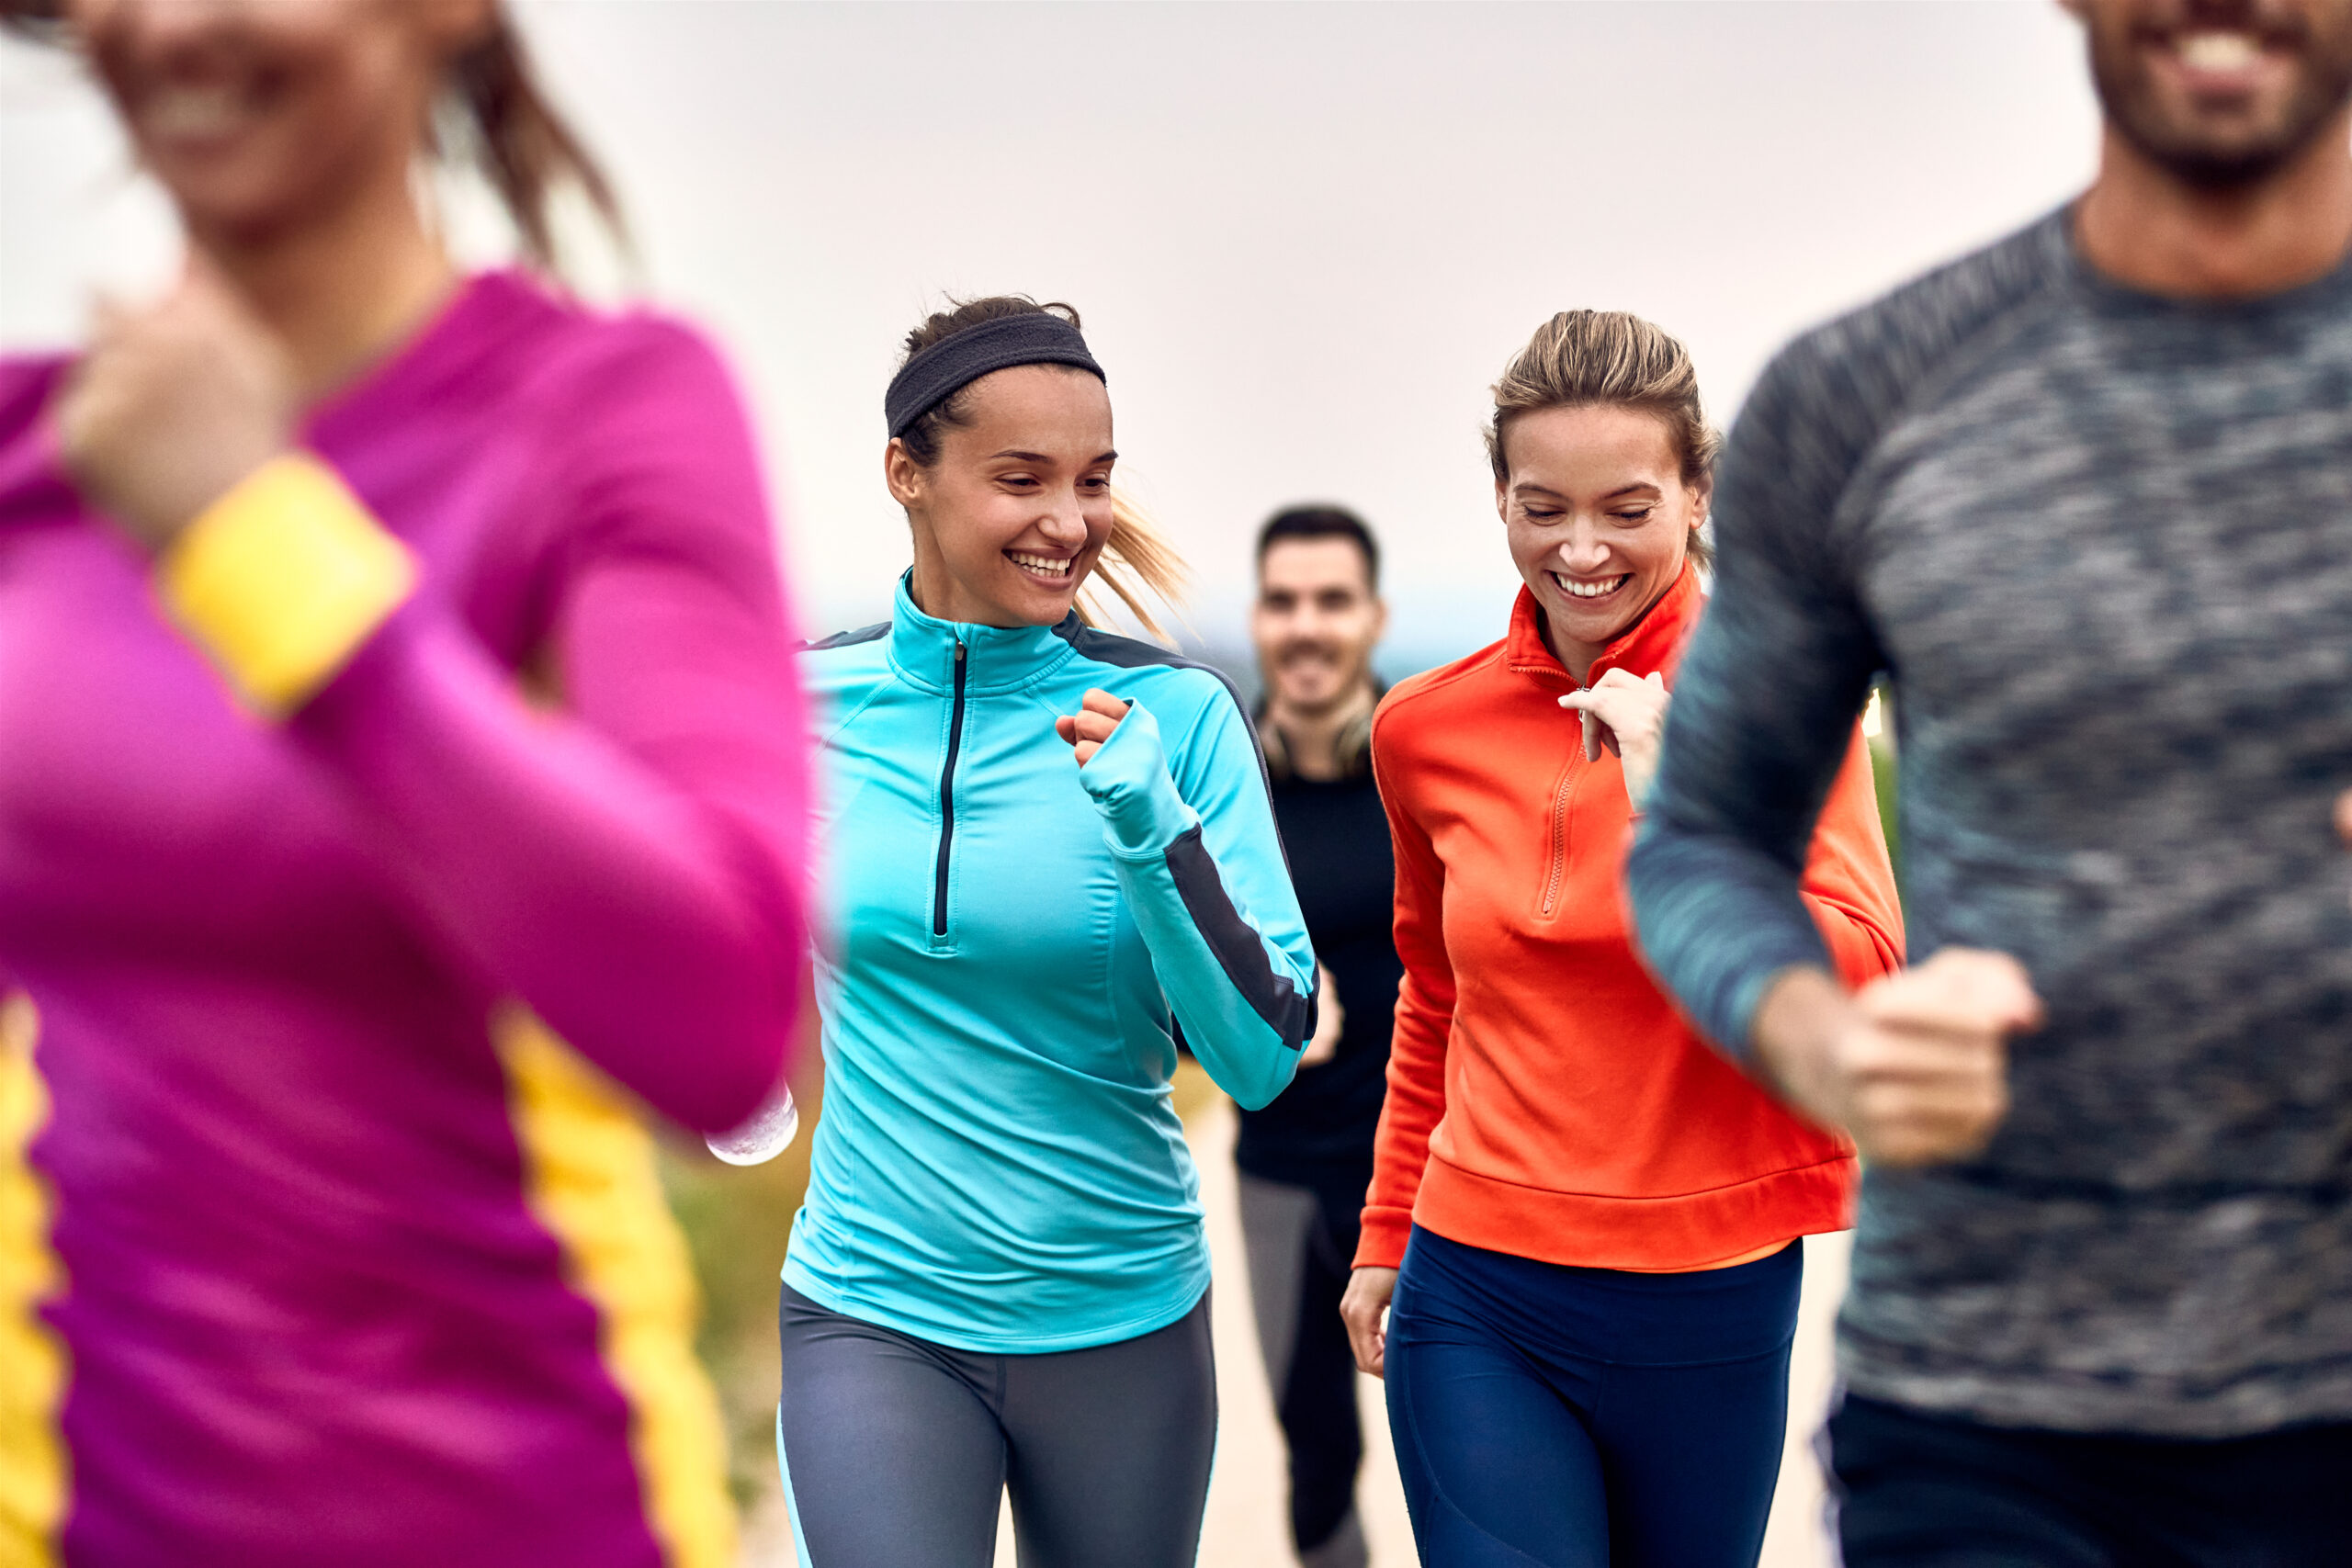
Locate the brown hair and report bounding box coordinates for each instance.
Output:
[0,1,625,276]
[1486,310,1718,568]
[894,296,1189,642]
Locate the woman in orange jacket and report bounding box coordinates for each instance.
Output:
[1339,310,1903,1568]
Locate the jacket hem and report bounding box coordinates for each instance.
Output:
[1407,1154,1855,1270]
[779,1256,1212,1356]
[1839,1346,2352,1440]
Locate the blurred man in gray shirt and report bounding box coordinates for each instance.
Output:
[1630,1,2352,1562]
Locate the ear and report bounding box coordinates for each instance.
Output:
[1494,479,1510,525]
[1371,593,1391,644]
[1688,474,1713,526]
[883,438,927,509]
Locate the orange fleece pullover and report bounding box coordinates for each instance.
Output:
[1356,567,1903,1272]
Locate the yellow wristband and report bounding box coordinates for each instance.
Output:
[156,455,418,718]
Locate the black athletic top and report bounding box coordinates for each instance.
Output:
[1234,766,1400,1189]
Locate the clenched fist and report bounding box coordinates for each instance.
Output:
[57,268,295,553]
[1754,948,2042,1168]
[1054,688,1131,766]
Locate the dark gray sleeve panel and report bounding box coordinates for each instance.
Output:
[1163,824,1316,1051]
[1630,211,2068,1055]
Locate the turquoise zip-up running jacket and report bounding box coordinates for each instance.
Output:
[785,575,1316,1351]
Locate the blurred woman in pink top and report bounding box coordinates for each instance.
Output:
[0,4,808,1564]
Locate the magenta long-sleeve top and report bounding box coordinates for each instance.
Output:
[0,273,808,1566]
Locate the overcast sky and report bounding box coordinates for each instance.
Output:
[2,1,2100,671]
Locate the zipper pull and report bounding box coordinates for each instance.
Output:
[955,640,967,666]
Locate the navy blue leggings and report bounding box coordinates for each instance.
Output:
[1385,1225,1803,1568]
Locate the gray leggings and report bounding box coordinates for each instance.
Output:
[775,1282,1217,1568]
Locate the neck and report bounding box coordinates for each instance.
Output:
[1551,628,1602,686]
[2074,113,2352,298]
[1547,581,1673,685]
[1264,680,1375,782]
[906,557,1046,632]
[190,166,457,402]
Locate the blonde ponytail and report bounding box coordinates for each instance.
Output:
[1078,488,1191,645]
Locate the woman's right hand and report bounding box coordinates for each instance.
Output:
[1340,1265,1398,1378]
[58,269,297,554]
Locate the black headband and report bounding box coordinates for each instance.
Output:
[885,313,1106,439]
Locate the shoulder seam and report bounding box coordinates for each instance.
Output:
[1376,642,1504,726]
[1053,620,1247,705]
[1054,620,1262,757]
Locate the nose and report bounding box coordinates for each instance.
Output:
[1035,490,1088,548]
[1553,518,1614,576]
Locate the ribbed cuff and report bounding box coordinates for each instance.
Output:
[156,455,418,718]
[1351,1204,1413,1270]
[1079,699,1198,857]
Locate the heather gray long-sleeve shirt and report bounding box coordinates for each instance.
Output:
[1629,209,2352,1438]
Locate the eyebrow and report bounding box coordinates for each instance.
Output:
[1513,479,1663,501]
[988,449,1120,464]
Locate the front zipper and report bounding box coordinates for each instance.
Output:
[1537,678,1588,919]
[1538,756,1578,918]
[932,639,968,939]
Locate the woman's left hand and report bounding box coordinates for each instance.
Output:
[57,266,297,555]
[1055,688,1131,766]
[1558,669,1669,810]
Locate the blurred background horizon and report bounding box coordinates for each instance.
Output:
[5,6,2100,1564]
[6,0,2097,682]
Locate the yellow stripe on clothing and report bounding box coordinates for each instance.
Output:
[0,994,64,1568]
[156,455,418,718]
[497,1010,737,1568]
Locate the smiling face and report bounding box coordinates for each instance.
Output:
[69,0,485,243]
[2069,0,2352,186]
[888,363,1116,628]
[1497,403,1705,682]
[1252,536,1386,720]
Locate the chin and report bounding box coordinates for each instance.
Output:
[160,156,337,240]
[1006,583,1080,626]
[1282,675,1344,710]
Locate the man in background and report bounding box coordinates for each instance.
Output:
[1630,1,2352,1562]
[1238,506,1398,1568]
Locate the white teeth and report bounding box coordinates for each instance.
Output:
[2179,31,2261,71]
[1008,552,1073,580]
[1556,573,1630,600]
[142,85,246,139]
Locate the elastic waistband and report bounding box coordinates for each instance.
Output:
[1396,1223,1803,1368]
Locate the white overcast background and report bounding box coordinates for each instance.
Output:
[2,1,2098,674]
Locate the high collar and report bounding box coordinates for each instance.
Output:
[1503,561,1702,689]
[887,570,1082,696]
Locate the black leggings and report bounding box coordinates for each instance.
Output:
[1830,1393,2352,1567]
[774,1283,1216,1568]
[1238,1168,1371,1567]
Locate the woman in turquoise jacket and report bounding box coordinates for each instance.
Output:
[776,297,1316,1568]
